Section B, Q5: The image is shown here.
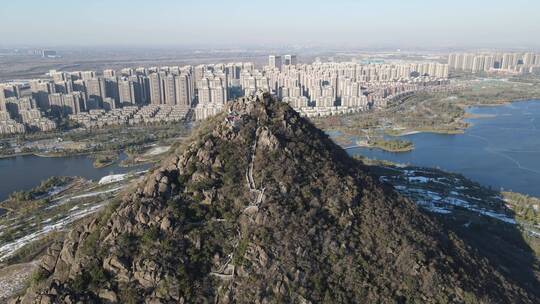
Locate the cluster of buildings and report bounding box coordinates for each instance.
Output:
[0,66,199,135]
[0,94,56,135]
[448,52,540,74]
[68,105,189,128]
[245,55,449,117]
[0,54,450,135]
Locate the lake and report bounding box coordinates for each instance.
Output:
[2,100,539,201]
[346,100,540,197]
[0,153,152,201]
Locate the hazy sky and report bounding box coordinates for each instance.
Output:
[1,0,539,48]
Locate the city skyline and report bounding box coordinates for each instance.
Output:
[0,54,454,134]
[1,0,539,48]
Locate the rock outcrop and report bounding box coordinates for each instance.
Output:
[14,93,540,303]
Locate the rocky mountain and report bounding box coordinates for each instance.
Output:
[13,93,540,303]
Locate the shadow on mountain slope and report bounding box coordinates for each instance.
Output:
[13,94,540,303]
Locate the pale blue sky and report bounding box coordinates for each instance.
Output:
[1,0,539,48]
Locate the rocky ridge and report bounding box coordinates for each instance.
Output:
[12,93,540,303]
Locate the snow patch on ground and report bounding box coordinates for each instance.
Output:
[0,202,107,261]
[98,174,127,185]
[145,146,170,156]
[528,230,540,238]
[45,186,124,210]
[424,206,452,214]
[68,186,124,200]
[471,209,517,224]
[384,169,518,225]
[34,185,70,200]
[407,176,431,183]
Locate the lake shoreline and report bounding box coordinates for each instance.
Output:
[0,151,94,160]
[337,98,540,138]
[345,99,540,198]
[0,152,153,202]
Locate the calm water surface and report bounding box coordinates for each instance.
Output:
[347,100,540,197]
[0,153,151,201]
[2,100,540,201]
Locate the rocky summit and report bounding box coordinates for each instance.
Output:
[13,93,540,303]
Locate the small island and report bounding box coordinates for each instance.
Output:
[367,138,414,152]
[91,153,119,168]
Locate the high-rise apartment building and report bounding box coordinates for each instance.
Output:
[102,97,116,111]
[448,54,457,69]
[103,69,116,78]
[50,71,68,82]
[79,71,96,80]
[523,53,535,66]
[163,74,177,105]
[483,56,495,71]
[501,53,513,69]
[194,65,206,89]
[118,79,136,106]
[462,54,475,71]
[48,92,83,116]
[511,53,521,67]
[54,81,73,94]
[455,54,464,71]
[197,78,211,105]
[175,74,191,107]
[105,78,120,104]
[63,92,84,114]
[209,77,227,105]
[48,93,63,116]
[269,55,282,71]
[148,73,162,105]
[448,52,538,73]
[225,63,241,87]
[0,86,5,112]
[5,97,35,117]
[121,68,134,76]
[472,56,484,72]
[83,78,106,104]
[131,75,148,105]
[284,54,297,66]
[29,80,55,109]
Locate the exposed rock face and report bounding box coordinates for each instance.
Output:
[14,94,540,303]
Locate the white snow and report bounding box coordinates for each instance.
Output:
[68,186,124,200]
[423,206,452,214]
[423,191,442,201]
[528,230,540,238]
[98,174,127,185]
[390,179,517,225]
[407,176,431,183]
[398,131,421,136]
[145,146,170,156]
[0,202,107,261]
[45,186,124,210]
[474,209,516,224]
[443,197,471,208]
[34,185,70,200]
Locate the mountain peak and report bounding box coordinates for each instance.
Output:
[15,94,540,303]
